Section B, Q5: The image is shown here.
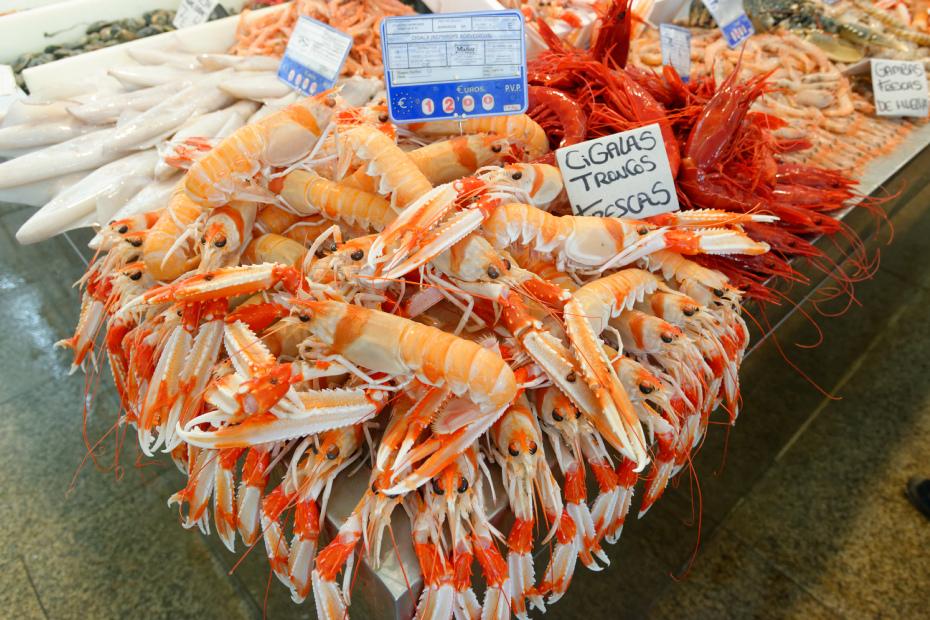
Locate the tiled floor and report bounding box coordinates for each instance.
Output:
[0,175,928,619]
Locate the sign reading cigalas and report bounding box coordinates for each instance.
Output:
[278,16,353,96]
[871,59,930,118]
[556,124,680,219]
[380,10,528,123]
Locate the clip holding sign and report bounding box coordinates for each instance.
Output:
[556,123,680,220]
[278,16,353,96]
[380,10,529,124]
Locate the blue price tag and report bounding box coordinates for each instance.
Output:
[380,10,528,124]
[721,13,754,47]
[659,24,691,82]
[701,0,754,48]
[277,16,353,96]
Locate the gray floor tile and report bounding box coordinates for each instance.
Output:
[22,484,253,620]
[0,381,170,558]
[672,266,924,523]
[0,275,83,404]
[721,285,930,618]
[873,166,930,290]
[647,532,842,620]
[0,557,46,620]
[0,208,91,291]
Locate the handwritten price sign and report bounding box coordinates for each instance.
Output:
[871,59,929,118]
[556,124,680,220]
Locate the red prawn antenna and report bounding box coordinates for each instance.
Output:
[670,448,704,581]
[591,0,633,70]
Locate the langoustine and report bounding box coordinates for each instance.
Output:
[54,71,771,620]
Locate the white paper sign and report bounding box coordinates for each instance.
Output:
[173,0,220,29]
[556,124,680,219]
[659,24,691,82]
[871,59,929,118]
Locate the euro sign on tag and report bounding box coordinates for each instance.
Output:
[278,16,353,96]
[701,0,754,48]
[173,0,220,29]
[659,24,691,82]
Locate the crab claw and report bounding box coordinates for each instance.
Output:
[383,402,508,495]
[179,388,385,449]
[132,263,302,311]
[603,227,770,270]
[237,447,271,546]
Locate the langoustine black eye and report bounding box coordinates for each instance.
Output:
[431,478,444,495]
[457,477,468,493]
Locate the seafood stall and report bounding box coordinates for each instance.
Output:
[0,0,928,618]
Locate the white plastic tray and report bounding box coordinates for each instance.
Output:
[21,1,276,100]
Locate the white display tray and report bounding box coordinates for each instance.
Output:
[19,0,269,100]
[1,0,184,65]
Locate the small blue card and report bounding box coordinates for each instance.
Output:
[659,23,692,82]
[721,13,754,48]
[380,10,528,124]
[278,16,353,96]
[701,0,754,49]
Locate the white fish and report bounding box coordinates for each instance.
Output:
[196,53,281,72]
[101,176,177,229]
[220,72,291,101]
[16,150,158,244]
[67,82,182,125]
[0,116,92,152]
[0,126,124,188]
[1,99,72,128]
[107,71,235,153]
[0,171,86,207]
[173,99,258,139]
[108,65,202,88]
[128,48,202,71]
[94,172,158,225]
